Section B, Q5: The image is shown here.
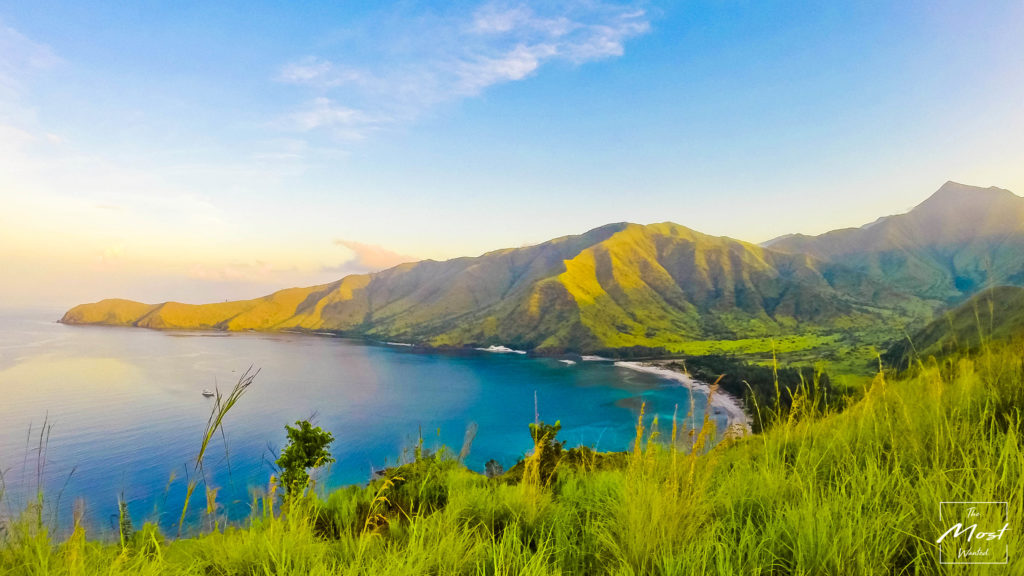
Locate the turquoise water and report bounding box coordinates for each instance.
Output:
[0,308,722,534]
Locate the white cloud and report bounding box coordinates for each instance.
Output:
[279,56,333,84]
[277,56,366,88]
[454,43,558,95]
[471,4,539,34]
[278,97,387,139]
[470,3,581,39]
[286,97,364,130]
[0,21,59,97]
[0,123,34,152]
[332,239,417,272]
[275,1,650,138]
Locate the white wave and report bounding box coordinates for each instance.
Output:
[475,345,527,354]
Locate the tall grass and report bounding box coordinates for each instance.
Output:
[1,346,1022,574]
[178,366,257,536]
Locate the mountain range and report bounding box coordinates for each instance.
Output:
[765,182,1024,301]
[62,182,1024,356]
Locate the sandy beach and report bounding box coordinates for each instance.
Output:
[614,361,752,432]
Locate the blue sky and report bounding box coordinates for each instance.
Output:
[1,1,1022,306]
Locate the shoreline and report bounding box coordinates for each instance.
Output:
[614,361,752,433]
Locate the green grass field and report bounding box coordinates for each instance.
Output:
[636,331,884,393]
[2,343,1022,574]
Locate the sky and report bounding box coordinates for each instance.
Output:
[1,0,1022,308]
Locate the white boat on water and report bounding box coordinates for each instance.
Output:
[202,389,215,397]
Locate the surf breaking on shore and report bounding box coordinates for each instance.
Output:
[613,361,752,433]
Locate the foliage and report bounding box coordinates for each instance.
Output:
[527,420,565,485]
[276,420,336,496]
[885,285,1024,369]
[670,354,839,432]
[116,498,132,551]
[484,459,503,479]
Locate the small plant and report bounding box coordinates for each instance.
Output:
[363,474,404,534]
[117,497,133,552]
[178,366,257,535]
[526,420,565,485]
[484,459,504,479]
[277,420,336,496]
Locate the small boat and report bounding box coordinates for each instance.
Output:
[202,389,215,398]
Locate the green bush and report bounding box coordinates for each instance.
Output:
[276,420,336,496]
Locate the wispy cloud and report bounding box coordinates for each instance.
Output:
[329,239,418,274]
[0,22,60,159]
[278,56,368,88]
[275,1,649,138]
[0,123,34,153]
[0,21,59,98]
[277,97,387,139]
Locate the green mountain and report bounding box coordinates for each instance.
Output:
[766,182,1024,302]
[67,182,1023,357]
[885,285,1024,366]
[61,222,916,354]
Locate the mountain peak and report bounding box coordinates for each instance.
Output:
[915,181,1016,212]
[763,180,1024,301]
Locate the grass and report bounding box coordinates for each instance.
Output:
[664,324,908,387]
[2,343,1022,574]
[177,366,257,535]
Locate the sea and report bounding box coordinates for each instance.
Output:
[0,308,723,534]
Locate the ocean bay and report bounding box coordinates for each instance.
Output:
[0,309,721,532]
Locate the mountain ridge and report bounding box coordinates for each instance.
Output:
[62,181,1024,355]
[62,221,913,353]
[765,181,1024,301]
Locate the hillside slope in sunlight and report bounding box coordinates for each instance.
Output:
[884,285,1024,366]
[61,222,925,353]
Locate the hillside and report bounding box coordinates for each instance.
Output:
[61,222,921,354]
[766,181,1024,302]
[884,285,1024,367]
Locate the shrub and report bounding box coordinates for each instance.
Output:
[276,420,336,496]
